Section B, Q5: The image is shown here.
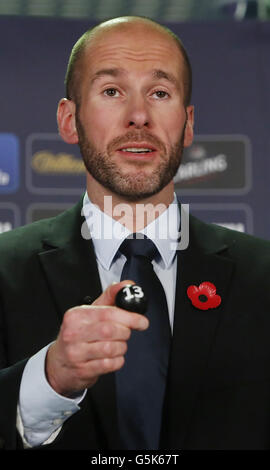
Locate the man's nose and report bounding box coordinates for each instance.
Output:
[124,95,151,129]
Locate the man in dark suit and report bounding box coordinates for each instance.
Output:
[1,16,270,451]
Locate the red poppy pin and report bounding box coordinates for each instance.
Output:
[187,282,221,310]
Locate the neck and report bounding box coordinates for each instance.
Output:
[86,174,174,232]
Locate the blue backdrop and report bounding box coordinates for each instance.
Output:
[0,16,269,239]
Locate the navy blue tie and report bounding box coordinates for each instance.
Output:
[116,234,171,449]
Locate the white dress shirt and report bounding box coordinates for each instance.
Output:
[17,192,180,447]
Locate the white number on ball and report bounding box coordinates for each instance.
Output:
[122,285,144,300]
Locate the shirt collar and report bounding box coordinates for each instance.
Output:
[82,192,180,270]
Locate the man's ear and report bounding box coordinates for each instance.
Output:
[183,105,194,148]
[57,98,79,144]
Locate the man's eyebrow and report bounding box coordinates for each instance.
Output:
[152,69,179,88]
[90,67,180,89]
[90,68,126,85]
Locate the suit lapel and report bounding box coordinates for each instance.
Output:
[38,209,102,320]
[161,213,235,449]
[37,199,120,448]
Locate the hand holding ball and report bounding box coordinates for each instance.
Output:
[115,284,148,315]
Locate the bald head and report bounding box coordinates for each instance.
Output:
[65,16,192,107]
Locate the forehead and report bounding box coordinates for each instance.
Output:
[82,25,183,79]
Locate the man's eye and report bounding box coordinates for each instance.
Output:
[103,88,119,97]
[153,90,169,99]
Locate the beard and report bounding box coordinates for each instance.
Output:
[76,116,186,202]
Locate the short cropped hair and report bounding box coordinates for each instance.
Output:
[65,16,192,107]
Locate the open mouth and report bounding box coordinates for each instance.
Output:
[117,144,157,156]
[120,147,155,154]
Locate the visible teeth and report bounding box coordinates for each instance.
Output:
[121,148,152,153]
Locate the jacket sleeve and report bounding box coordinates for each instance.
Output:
[0,358,28,449]
[0,291,28,449]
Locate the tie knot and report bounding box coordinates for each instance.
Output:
[119,234,158,261]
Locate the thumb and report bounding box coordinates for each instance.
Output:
[92,280,135,307]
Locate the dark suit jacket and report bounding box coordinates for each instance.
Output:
[0,198,270,450]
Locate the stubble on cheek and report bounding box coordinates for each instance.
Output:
[76,116,186,200]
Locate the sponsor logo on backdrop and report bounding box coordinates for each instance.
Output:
[26,203,73,224]
[26,133,85,194]
[188,203,253,234]
[31,151,84,174]
[0,133,19,193]
[174,135,251,195]
[0,204,20,232]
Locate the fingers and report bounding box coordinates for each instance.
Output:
[68,356,126,384]
[46,341,126,395]
[65,280,149,334]
[46,281,149,397]
[65,305,148,335]
[92,279,135,307]
[64,340,128,363]
[61,316,133,344]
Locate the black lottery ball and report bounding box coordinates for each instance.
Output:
[115,284,148,315]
